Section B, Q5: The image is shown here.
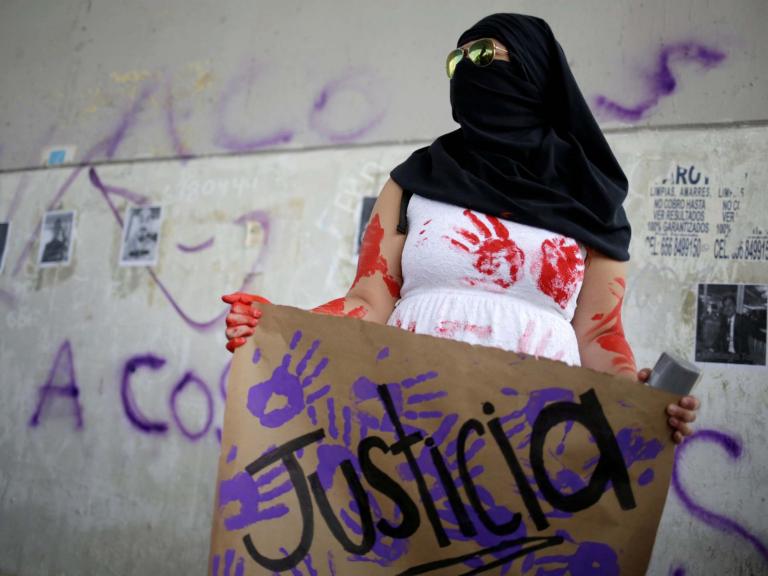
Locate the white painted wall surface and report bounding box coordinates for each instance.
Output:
[0,0,766,171]
[1,127,766,575]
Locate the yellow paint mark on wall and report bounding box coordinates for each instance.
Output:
[195,71,213,92]
[82,87,113,114]
[187,61,214,93]
[681,289,696,326]
[110,70,152,84]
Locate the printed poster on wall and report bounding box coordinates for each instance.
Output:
[210,305,679,576]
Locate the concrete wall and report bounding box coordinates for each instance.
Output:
[1,1,766,575]
[0,0,766,171]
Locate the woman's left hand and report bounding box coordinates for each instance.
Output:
[637,368,701,445]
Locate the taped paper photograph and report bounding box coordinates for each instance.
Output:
[0,222,10,274]
[119,205,163,267]
[38,211,75,268]
[695,283,767,366]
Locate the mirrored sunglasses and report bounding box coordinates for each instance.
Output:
[446,38,510,79]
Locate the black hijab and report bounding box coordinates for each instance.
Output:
[391,13,631,261]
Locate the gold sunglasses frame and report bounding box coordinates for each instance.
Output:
[446,38,510,79]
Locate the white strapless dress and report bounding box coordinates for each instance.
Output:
[386,195,585,366]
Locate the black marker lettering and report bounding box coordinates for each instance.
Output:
[358,435,420,539]
[242,429,325,572]
[457,418,521,536]
[486,410,549,531]
[309,460,375,554]
[530,389,636,513]
[426,436,477,538]
[377,384,451,547]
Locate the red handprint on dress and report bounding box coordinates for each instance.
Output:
[445,210,525,289]
[534,237,585,309]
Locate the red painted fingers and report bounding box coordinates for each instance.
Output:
[222,292,269,353]
[221,292,272,305]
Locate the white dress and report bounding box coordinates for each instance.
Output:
[386,195,585,366]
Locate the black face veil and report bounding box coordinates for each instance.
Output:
[391,13,631,261]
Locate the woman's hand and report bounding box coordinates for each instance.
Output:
[637,368,701,444]
[222,292,271,353]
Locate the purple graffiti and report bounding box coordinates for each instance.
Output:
[87,168,271,332]
[309,71,386,143]
[12,84,155,276]
[672,429,768,563]
[176,236,215,253]
[147,268,231,331]
[669,566,686,576]
[12,163,86,276]
[29,341,83,429]
[233,209,272,273]
[120,354,169,434]
[120,353,221,441]
[595,42,727,122]
[170,371,214,441]
[376,347,390,361]
[88,167,149,225]
[213,61,294,152]
[105,83,157,158]
[5,173,31,222]
[227,445,238,463]
[163,76,193,161]
[212,548,245,576]
[0,288,16,308]
[247,330,330,428]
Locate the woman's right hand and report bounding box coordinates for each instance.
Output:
[221,292,270,353]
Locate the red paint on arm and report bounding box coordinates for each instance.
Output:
[311,297,367,319]
[352,214,402,298]
[585,277,636,374]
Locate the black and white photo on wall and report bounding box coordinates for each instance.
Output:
[695,283,767,366]
[38,211,75,268]
[0,222,10,274]
[119,205,163,267]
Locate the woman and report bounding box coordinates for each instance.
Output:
[223,14,699,443]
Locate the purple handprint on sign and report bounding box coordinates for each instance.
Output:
[530,539,620,575]
[219,445,293,531]
[315,397,410,567]
[248,331,330,428]
[212,548,245,576]
[271,547,319,576]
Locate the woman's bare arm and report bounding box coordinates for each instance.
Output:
[311,178,406,324]
[224,178,406,350]
[571,250,637,379]
[572,249,700,443]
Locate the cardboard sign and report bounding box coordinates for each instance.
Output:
[210,305,678,575]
